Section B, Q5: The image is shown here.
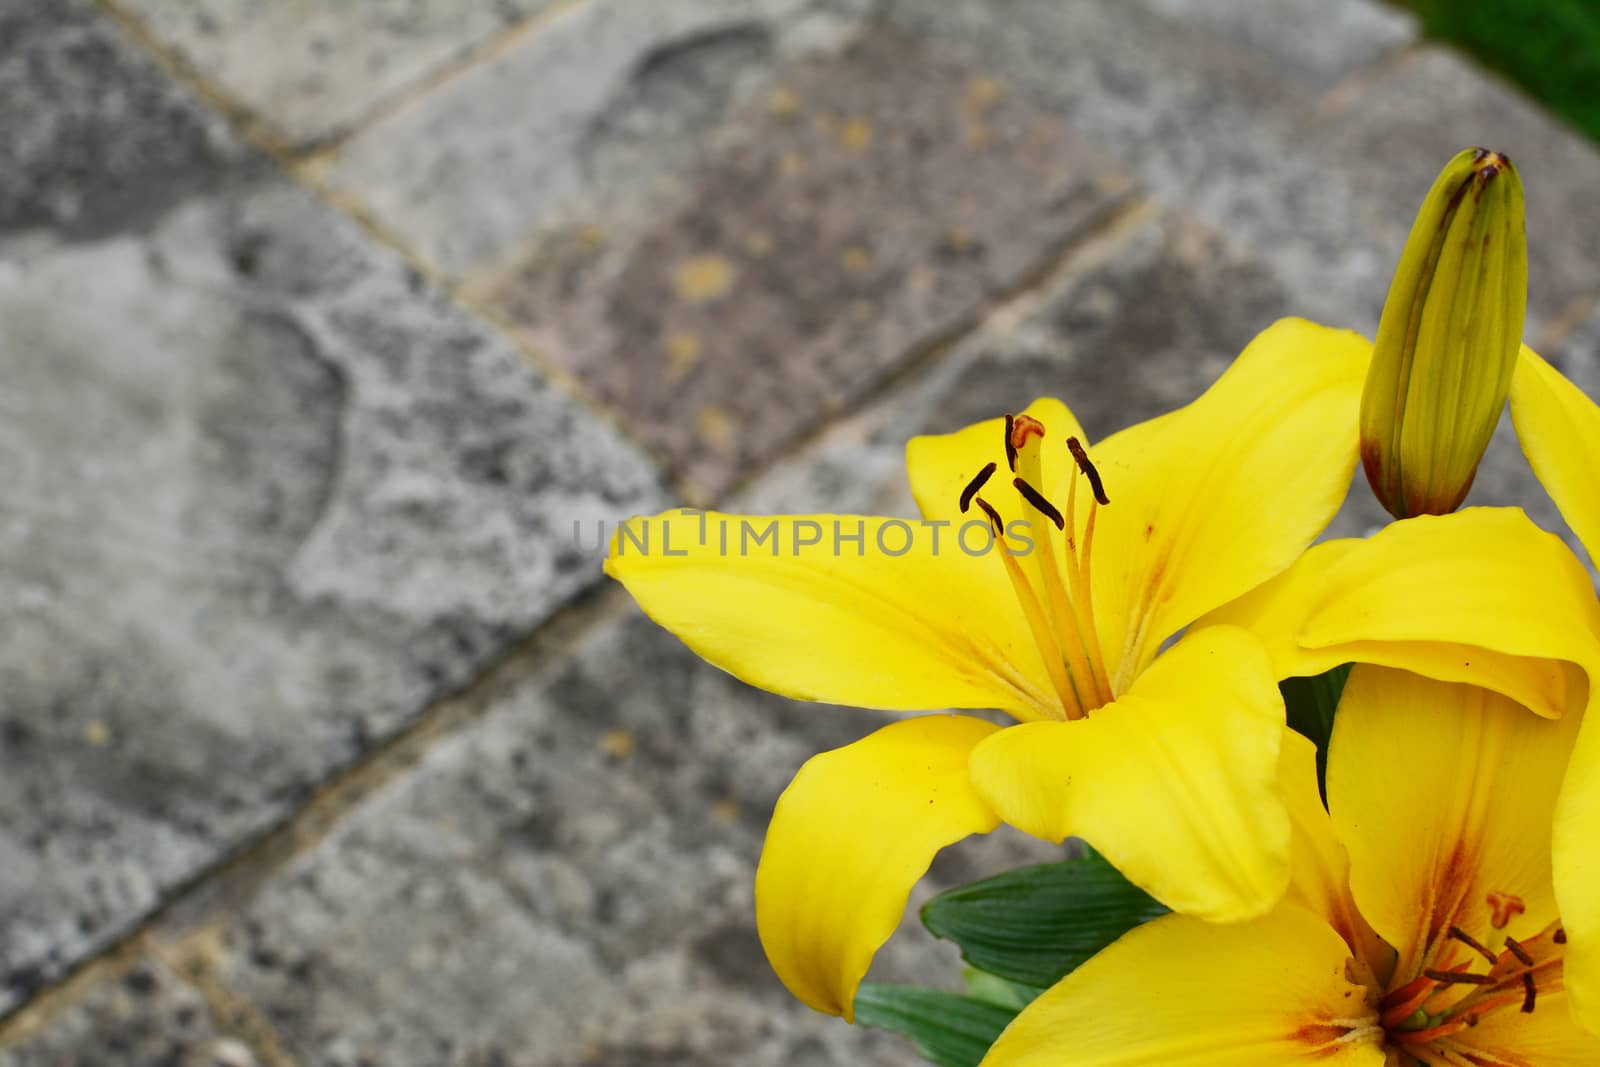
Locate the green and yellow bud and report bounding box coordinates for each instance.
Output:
[1360,147,1527,519]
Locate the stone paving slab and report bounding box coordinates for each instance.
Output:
[155,609,1055,1067]
[0,0,665,1015]
[476,27,1134,499]
[323,0,863,280]
[111,0,567,151]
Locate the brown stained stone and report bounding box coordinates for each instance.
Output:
[481,30,1132,500]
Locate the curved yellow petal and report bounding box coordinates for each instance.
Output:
[1327,666,1581,984]
[968,626,1290,922]
[1450,980,1600,1065]
[1086,318,1371,690]
[606,510,1057,719]
[1280,731,1390,973]
[980,907,1384,1067]
[754,714,1002,1020]
[906,397,1088,527]
[1209,507,1600,720]
[1556,709,1600,1034]
[1511,346,1600,564]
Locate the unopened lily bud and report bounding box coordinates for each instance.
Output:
[1360,147,1527,519]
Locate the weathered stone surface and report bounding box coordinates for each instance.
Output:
[0,0,664,1013]
[115,0,564,150]
[325,0,862,278]
[477,28,1132,499]
[0,956,248,1067]
[178,612,1056,1067]
[0,0,242,239]
[1133,0,1415,90]
[1297,45,1600,336]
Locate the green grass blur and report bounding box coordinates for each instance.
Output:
[1401,0,1600,142]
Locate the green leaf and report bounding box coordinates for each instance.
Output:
[960,966,1044,1011]
[1280,662,1351,801]
[853,983,1018,1067]
[919,849,1168,989]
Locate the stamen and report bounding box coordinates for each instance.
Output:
[1003,414,1018,472]
[1012,477,1065,530]
[1555,928,1568,945]
[1424,969,1493,986]
[1503,936,1535,967]
[1067,436,1110,506]
[1448,926,1498,967]
[960,462,997,513]
[974,496,1004,534]
[1521,972,1537,1013]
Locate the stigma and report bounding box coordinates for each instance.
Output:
[957,413,1112,720]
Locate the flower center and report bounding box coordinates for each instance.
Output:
[1376,919,1567,1054]
[958,413,1112,721]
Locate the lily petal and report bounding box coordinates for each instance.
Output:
[1451,980,1600,1065]
[1208,507,1600,720]
[1327,666,1580,983]
[1510,346,1600,564]
[606,510,1057,719]
[1086,317,1371,690]
[968,626,1290,922]
[980,907,1384,1067]
[1556,707,1600,1034]
[755,714,1002,1020]
[907,397,1088,527]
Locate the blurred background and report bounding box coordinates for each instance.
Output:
[3,1,1600,1064]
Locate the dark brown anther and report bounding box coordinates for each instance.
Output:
[1522,971,1538,1013]
[974,497,1005,536]
[1448,926,1498,966]
[1012,477,1065,530]
[1504,936,1535,967]
[1424,969,1494,986]
[1555,928,1568,945]
[1067,436,1110,506]
[960,462,997,513]
[1003,414,1018,472]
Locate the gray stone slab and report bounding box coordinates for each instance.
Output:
[1133,0,1416,90]
[0,0,243,239]
[324,0,866,279]
[476,26,1133,499]
[0,0,664,1012]
[115,0,565,150]
[1296,45,1600,337]
[0,956,251,1067]
[178,611,1056,1067]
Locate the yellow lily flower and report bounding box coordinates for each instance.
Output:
[1208,502,1600,1035]
[1508,348,1600,1034]
[607,317,1372,1018]
[981,667,1599,1067]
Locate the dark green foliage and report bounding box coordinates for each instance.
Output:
[853,984,1020,1067]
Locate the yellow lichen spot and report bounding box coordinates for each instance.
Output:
[744,230,774,256]
[943,227,975,253]
[963,76,1003,115]
[673,254,735,302]
[83,720,110,747]
[710,798,739,824]
[838,118,874,151]
[966,123,992,149]
[779,151,806,177]
[841,246,871,273]
[578,223,607,250]
[601,729,635,760]
[767,88,800,118]
[696,405,737,450]
[664,332,702,381]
